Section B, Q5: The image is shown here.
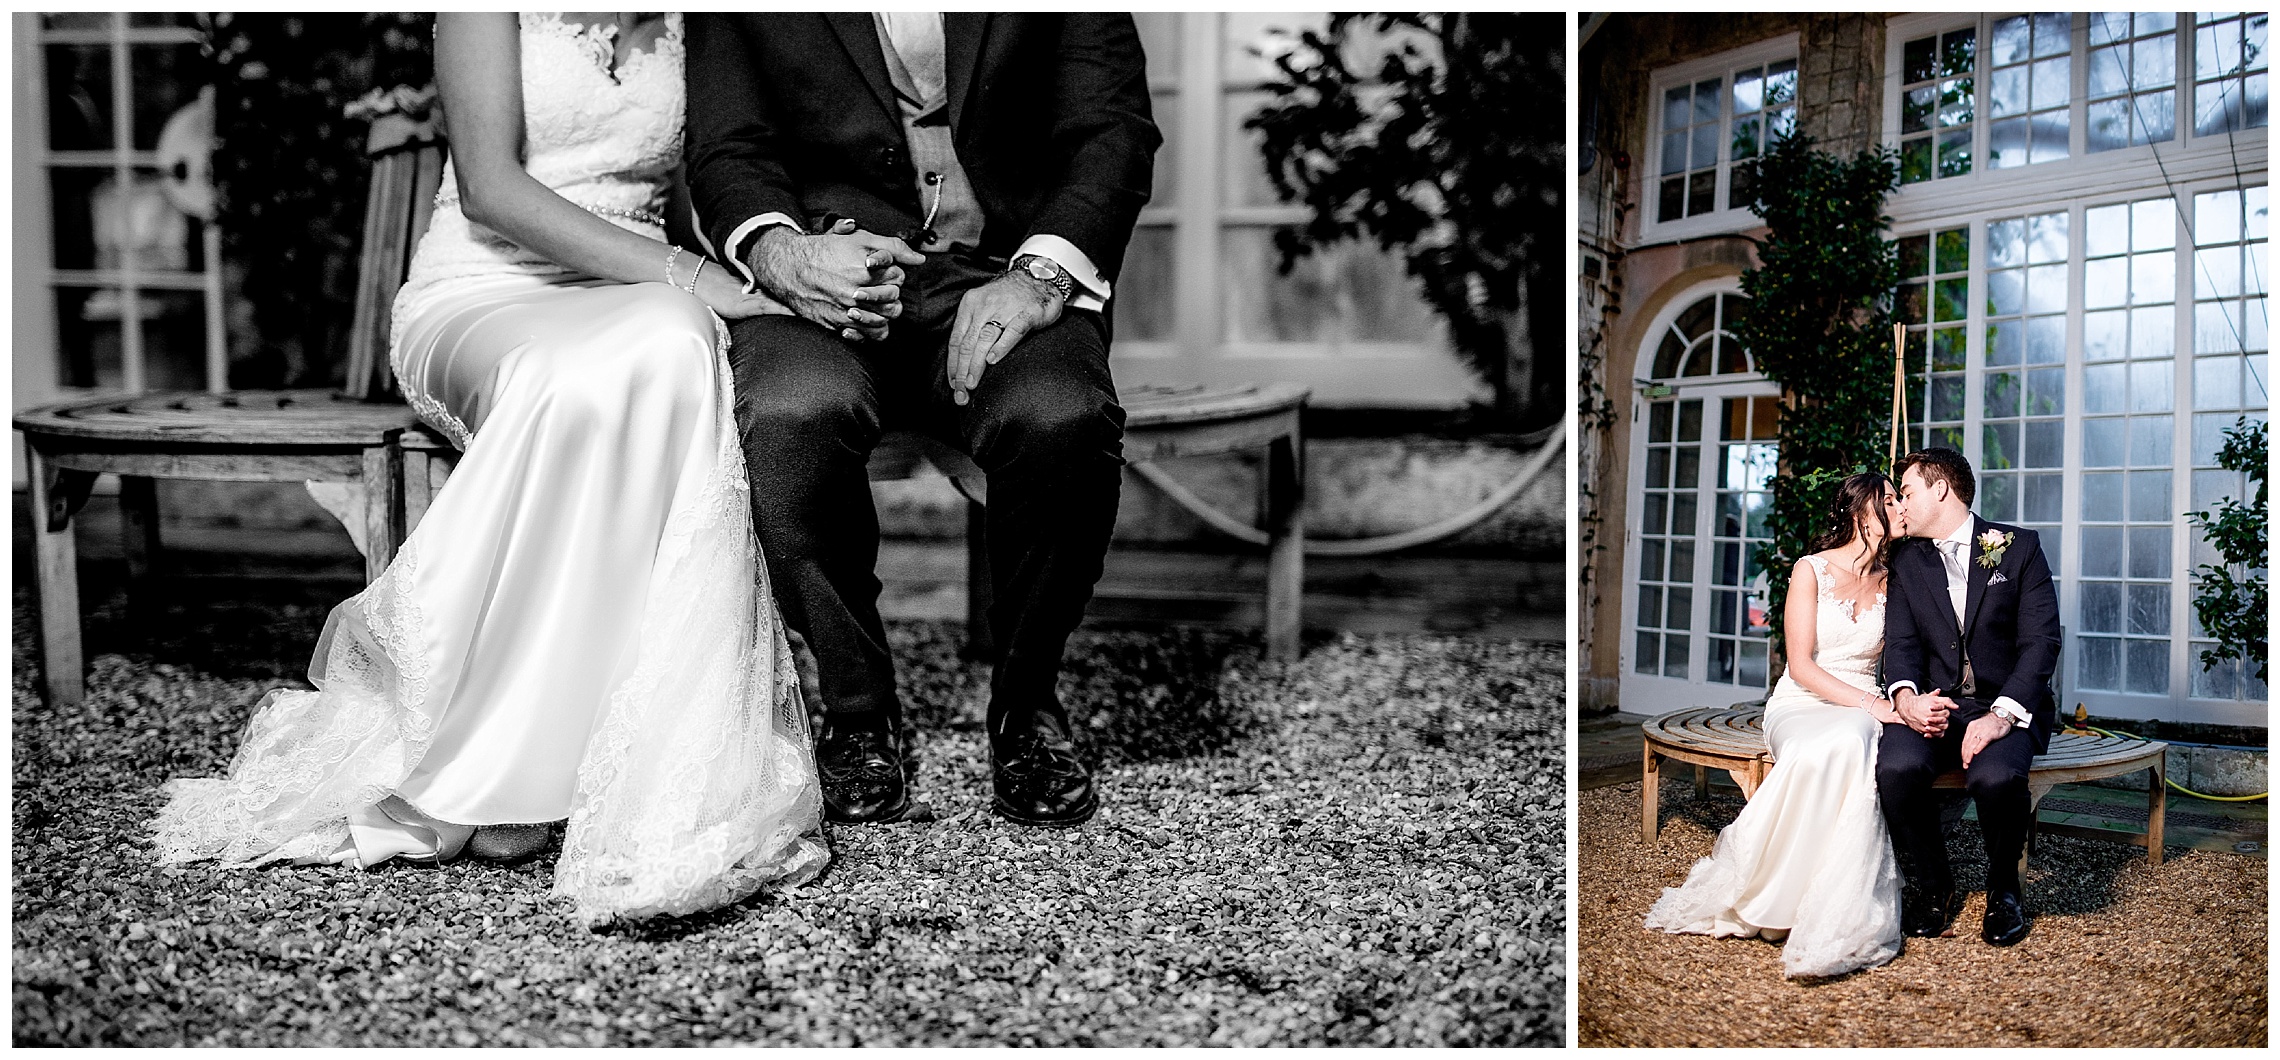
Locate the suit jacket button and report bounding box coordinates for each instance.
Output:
[881,146,902,167]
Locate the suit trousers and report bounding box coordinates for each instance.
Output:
[726,253,1125,747]
[1875,702,2038,895]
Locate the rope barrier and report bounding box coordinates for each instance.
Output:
[1126,435,1564,557]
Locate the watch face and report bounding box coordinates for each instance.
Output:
[1024,258,1057,281]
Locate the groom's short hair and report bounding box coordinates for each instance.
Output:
[1895,447,1976,505]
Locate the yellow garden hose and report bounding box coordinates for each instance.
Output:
[2065,724,2269,802]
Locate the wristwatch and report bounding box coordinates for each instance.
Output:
[1010,254,1074,303]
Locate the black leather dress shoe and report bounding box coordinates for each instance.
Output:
[1982,889,2029,946]
[1901,884,1957,938]
[816,722,910,824]
[991,730,1096,826]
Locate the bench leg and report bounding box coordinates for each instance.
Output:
[2146,757,2166,866]
[2024,780,2057,878]
[29,452,96,708]
[1693,764,1709,799]
[402,451,435,535]
[964,498,996,661]
[119,474,163,620]
[1261,434,1303,662]
[1641,744,1660,843]
[361,445,402,584]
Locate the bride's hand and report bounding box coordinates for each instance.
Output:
[693,260,794,320]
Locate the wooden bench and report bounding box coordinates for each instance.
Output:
[1640,705,2170,866]
[14,113,441,709]
[400,379,1312,661]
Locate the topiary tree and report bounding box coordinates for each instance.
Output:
[1728,132,1902,652]
[1246,13,1562,431]
[2189,416,2268,685]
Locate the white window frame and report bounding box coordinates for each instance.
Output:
[1112,13,1487,409]
[14,13,229,485]
[1886,172,2268,727]
[1619,276,1786,715]
[1886,12,2267,214]
[1638,34,1800,244]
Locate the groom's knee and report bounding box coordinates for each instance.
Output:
[729,320,879,455]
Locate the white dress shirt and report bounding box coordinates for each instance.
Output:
[1889,516,2032,729]
[717,12,1111,312]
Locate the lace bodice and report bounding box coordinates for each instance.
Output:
[1803,554,1884,680]
[400,13,683,293]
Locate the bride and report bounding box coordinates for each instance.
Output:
[1645,472,1906,978]
[154,13,856,925]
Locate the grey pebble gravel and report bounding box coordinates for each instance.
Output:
[1578,782,2267,1047]
[12,587,1562,1046]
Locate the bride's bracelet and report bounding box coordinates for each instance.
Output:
[684,256,705,296]
[663,245,685,289]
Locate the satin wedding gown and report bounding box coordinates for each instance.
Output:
[1644,554,1903,978]
[154,12,829,925]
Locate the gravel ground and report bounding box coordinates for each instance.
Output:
[12,584,1563,1046]
[1578,783,2268,1047]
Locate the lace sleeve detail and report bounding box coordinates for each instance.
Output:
[1803,554,1833,599]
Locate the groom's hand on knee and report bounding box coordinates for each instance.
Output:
[1959,713,2011,768]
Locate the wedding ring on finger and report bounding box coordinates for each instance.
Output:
[981,320,1006,337]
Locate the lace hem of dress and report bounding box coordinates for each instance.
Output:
[549,310,828,925]
[152,538,437,866]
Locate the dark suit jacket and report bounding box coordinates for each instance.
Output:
[1883,517,2064,753]
[684,13,1159,285]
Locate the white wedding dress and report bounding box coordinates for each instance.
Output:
[1644,554,1902,978]
[154,13,829,925]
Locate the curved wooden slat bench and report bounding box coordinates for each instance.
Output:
[397,379,1313,662]
[1641,705,2169,866]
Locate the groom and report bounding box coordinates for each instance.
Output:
[1881,447,2062,946]
[683,15,1159,826]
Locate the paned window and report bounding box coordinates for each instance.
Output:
[1648,291,1755,378]
[1979,212,2069,538]
[1898,226,1972,451]
[1654,61,1797,222]
[2186,184,2269,700]
[1110,13,1480,406]
[2078,196,2181,695]
[1705,396,1780,689]
[1635,397,1704,681]
[24,12,224,397]
[1900,27,1977,183]
[1625,288,1779,706]
[2087,12,2180,152]
[2192,11,2270,136]
[1987,13,2073,168]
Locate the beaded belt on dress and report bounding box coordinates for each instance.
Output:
[431,189,664,230]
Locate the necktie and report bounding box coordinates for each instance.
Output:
[1939,539,1967,583]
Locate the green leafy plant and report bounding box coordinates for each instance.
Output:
[1246,14,1563,430]
[2188,416,2268,684]
[1728,133,1902,650]
[203,13,431,388]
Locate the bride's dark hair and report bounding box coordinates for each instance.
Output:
[1809,472,1895,573]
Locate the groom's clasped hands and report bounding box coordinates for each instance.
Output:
[746,219,922,342]
[1894,686,2013,767]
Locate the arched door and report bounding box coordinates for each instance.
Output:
[1620,283,1786,714]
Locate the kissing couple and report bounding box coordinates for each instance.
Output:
[153,13,1161,926]
[1647,447,2064,977]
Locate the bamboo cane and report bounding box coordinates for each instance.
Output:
[1888,322,1908,469]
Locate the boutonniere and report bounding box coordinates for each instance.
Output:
[1977,528,2013,570]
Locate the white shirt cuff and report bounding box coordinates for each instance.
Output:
[725,212,804,291]
[1015,233,1110,313]
[1887,680,1918,699]
[1991,696,2031,729]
